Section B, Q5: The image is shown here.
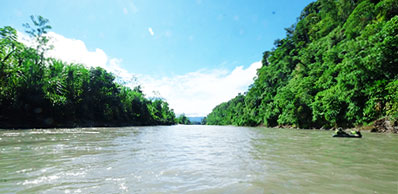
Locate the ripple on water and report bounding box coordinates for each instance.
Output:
[0,126,397,193]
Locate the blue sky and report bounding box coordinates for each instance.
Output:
[1,0,314,116]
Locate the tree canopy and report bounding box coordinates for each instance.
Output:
[205,0,398,129]
[0,16,176,128]
[176,114,191,125]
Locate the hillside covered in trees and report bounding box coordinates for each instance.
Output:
[206,0,398,129]
[0,16,176,128]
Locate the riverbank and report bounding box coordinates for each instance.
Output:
[0,120,174,130]
[269,117,398,134]
[363,118,398,133]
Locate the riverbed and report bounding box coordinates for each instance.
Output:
[0,125,397,193]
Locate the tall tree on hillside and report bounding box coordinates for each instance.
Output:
[23,15,53,65]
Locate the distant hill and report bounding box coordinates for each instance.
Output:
[188,117,204,124]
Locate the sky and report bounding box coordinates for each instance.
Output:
[0,0,314,117]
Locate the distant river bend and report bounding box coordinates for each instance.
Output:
[1,125,397,193]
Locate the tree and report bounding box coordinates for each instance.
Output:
[177,114,191,125]
[0,16,177,128]
[206,0,398,129]
[23,15,53,65]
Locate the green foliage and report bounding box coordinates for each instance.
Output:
[0,17,176,128]
[149,99,176,125]
[385,80,398,120]
[176,114,191,125]
[23,15,53,64]
[375,0,398,21]
[344,0,375,39]
[206,0,398,128]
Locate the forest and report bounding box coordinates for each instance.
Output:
[206,0,398,129]
[0,16,177,128]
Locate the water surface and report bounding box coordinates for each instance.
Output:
[0,125,397,193]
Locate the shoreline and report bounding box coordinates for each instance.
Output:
[1,118,397,134]
[0,121,175,130]
[264,117,398,134]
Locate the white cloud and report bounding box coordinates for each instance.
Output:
[148,27,154,36]
[47,32,108,68]
[17,31,261,117]
[17,31,135,83]
[137,62,261,117]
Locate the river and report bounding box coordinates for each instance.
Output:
[0,125,397,193]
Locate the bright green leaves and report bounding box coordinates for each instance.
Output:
[0,26,24,66]
[312,89,342,127]
[344,0,376,39]
[375,0,398,21]
[385,80,398,120]
[0,20,176,127]
[149,99,176,125]
[206,0,398,129]
[176,114,191,125]
[43,60,68,106]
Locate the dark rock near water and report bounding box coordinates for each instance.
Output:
[370,118,398,133]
